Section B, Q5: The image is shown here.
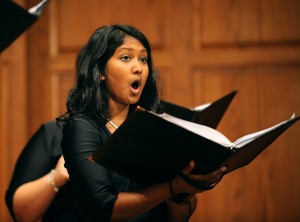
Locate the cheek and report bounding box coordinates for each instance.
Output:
[106,66,122,82]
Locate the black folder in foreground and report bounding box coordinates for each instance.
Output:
[90,108,299,190]
[0,0,49,52]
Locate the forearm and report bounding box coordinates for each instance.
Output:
[110,181,172,222]
[13,172,59,222]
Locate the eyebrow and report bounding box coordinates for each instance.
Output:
[118,47,147,53]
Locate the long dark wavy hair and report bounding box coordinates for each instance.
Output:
[57,24,162,124]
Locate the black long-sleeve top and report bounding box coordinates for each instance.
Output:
[61,116,168,222]
[5,120,81,222]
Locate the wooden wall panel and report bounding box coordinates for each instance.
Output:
[201,0,262,45]
[27,0,51,134]
[50,72,75,117]
[256,70,300,221]
[262,0,300,42]
[0,2,28,219]
[189,67,300,222]
[52,0,170,53]
[201,0,300,45]
[0,59,11,222]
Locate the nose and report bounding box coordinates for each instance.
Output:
[132,60,142,74]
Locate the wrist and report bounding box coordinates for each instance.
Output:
[48,169,59,192]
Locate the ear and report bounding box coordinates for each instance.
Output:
[100,75,106,80]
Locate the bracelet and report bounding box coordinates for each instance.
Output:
[168,179,175,198]
[48,169,59,192]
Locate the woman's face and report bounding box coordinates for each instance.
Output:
[104,35,149,108]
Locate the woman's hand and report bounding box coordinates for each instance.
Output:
[171,160,226,194]
[12,155,70,221]
[53,155,70,188]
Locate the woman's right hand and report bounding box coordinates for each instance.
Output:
[171,160,227,194]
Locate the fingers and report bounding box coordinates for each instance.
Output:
[178,161,227,192]
[197,166,226,184]
[55,155,70,182]
[182,160,195,175]
[203,166,227,184]
[58,155,65,164]
[172,160,227,196]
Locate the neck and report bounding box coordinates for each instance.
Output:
[106,102,130,132]
[108,103,129,126]
[108,100,129,119]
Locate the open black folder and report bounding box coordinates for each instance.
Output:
[161,90,237,128]
[90,108,299,196]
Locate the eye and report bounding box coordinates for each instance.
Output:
[140,57,147,64]
[120,55,130,62]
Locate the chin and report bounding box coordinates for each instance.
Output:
[128,97,141,105]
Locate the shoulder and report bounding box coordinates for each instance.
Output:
[61,116,109,150]
[63,116,100,130]
[42,120,63,154]
[43,119,62,135]
[29,120,61,142]
[63,116,108,139]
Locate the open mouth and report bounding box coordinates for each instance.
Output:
[131,80,140,90]
[131,79,140,94]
